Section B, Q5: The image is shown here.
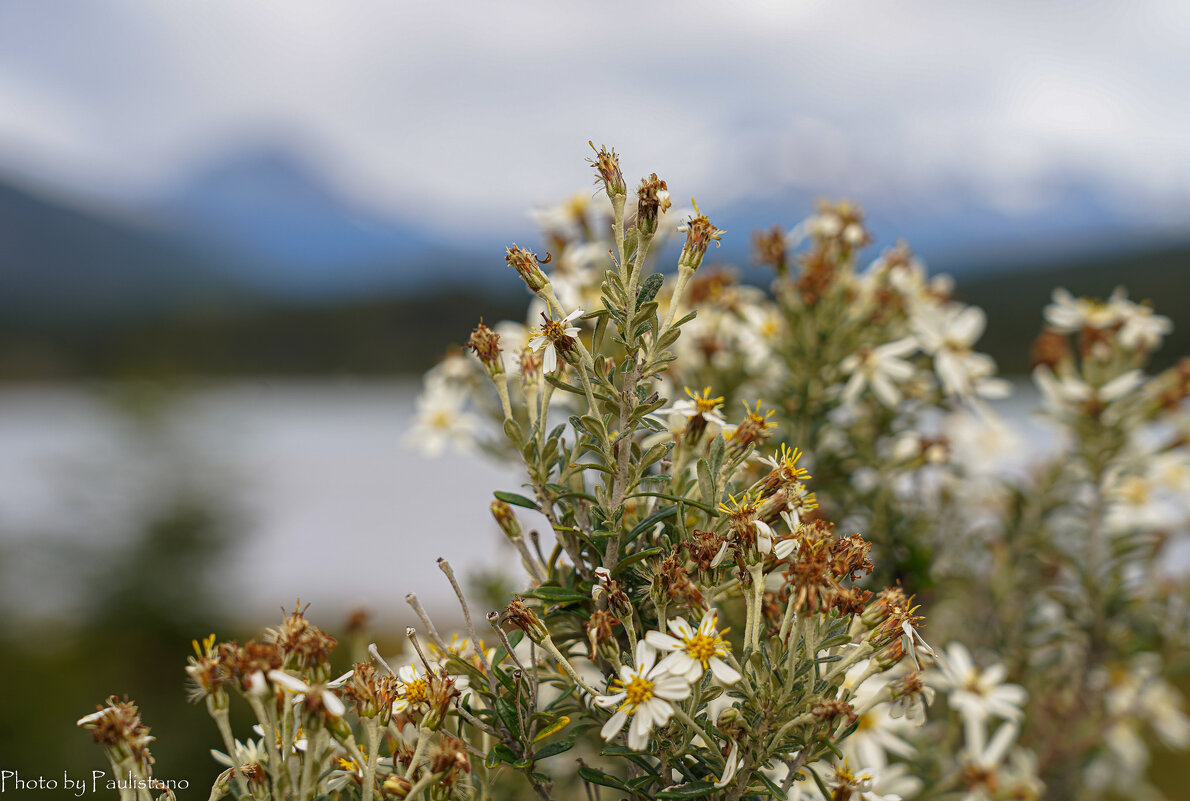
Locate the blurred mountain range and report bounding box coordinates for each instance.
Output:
[1,144,1187,378]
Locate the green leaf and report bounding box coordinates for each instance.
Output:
[577,766,630,791]
[531,739,574,761]
[527,585,589,604]
[708,434,725,474]
[697,458,715,505]
[490,742,519,766]
[491,628,522,665]
[614,546,663,575]
[495,696,521,736]
[628,491,713,513]
[636,272,665,306]
[493,491,539,510]
[627,505,677,545]
[656,781,716,798]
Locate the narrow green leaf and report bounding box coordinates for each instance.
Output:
[494,491,540,510]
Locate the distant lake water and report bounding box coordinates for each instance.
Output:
[0,380,524,627]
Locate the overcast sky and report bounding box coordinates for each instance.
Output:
[0,1,1187,235]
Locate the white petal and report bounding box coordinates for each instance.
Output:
[952,306,986,345]
[646,631,681,651]
[543,344,558,373]
[322,690,346,718]
[871,373,902,407]
[709,658,742,685]
[635,640,657,673]
[268,670,310,693]
[985,721,1018,765]
[651,676,693,701]
[710,541,730,567]
[328,670,355,688]
[628,710,653,750]
[667,618,696,639]
[594,692,627,709]
[601,708,628,741]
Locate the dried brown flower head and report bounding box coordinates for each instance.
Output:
[466,321,504,376]
[588,141,626,198]
[505,244,552,292]
[635,173,671,236]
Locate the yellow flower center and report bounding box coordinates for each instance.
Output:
[622,676,655,709]
[684,633,721,664]
[404,679,428,706]
[540,318,567,342]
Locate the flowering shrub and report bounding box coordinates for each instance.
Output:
[82,146,1188,801]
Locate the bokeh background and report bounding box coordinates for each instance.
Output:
[1,0,1188,795]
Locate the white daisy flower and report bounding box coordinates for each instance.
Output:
[211,737,268,768]
[594,641,692,750]
[267,669,351,718]
[839,338,918,408]
[1118,303,1173,351]
[912,305,1008,399]
[392,664,431,714]
[645,610,742,685]
[405,385,479,457]
[928,643,1025,724]
[1043,286,1130,332]
[528,308,584,373]
[959,720,1020,801]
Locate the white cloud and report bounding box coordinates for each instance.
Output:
[0,0,1188,232]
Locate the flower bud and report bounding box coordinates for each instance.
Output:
[381,776,413,798]
[490,500,523,541]
[716,706,747,741]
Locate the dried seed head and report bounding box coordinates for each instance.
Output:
[1030,328,1072,371]
[752,225,788,275]
[466,322,504,377]
[501,597,548,643]
[830,533,874,581]
[505,244,552,292]
[429,734,471,782]
[218,640,282,695]
[652,550,705,610]
[345,607,371,635]
[811,699,857,727]
[586,609,621,659]
[344,662,400,720]
[78,696,156,770]
[266,604,338,673]
[831,585,874,616]
[727,400,777,455]
[684,529,727,572]
[519,346,542,380]
[678,201,724,271]
[422,672,460,731]
[635,173,671,236]
[588,141,626,198]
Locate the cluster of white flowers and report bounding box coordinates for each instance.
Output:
[401,165,1188,800]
